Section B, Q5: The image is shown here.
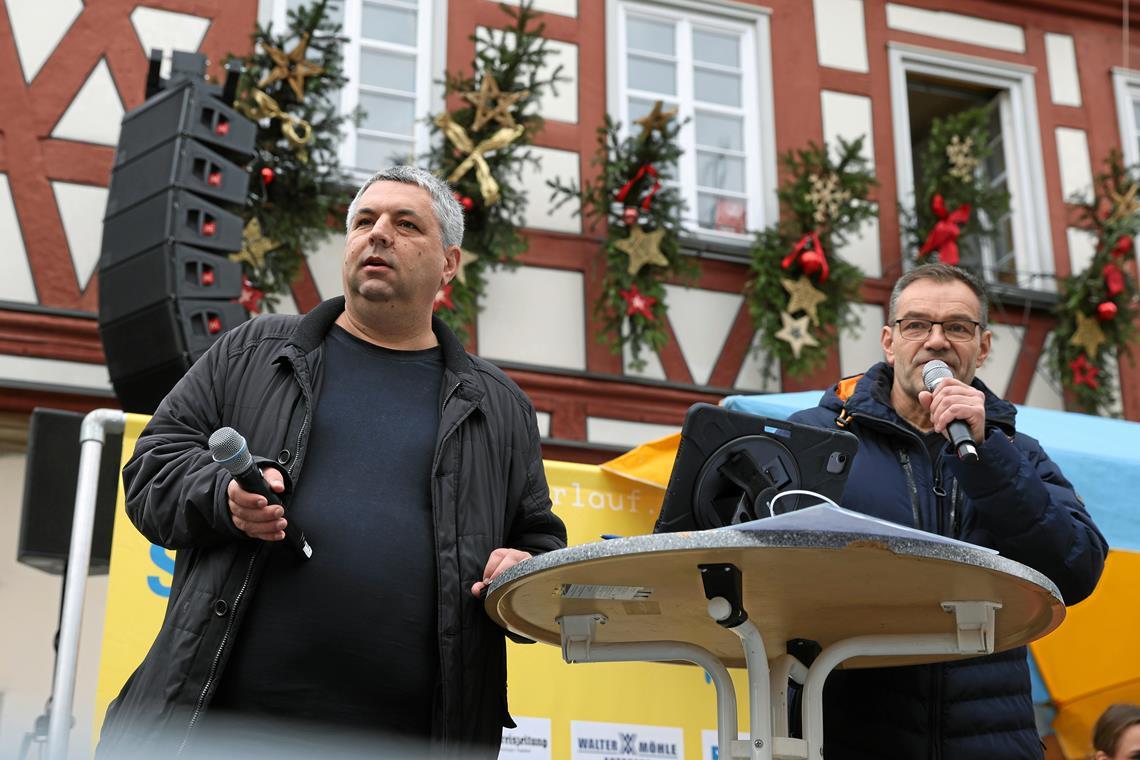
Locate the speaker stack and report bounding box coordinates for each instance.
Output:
[97,51,256,414]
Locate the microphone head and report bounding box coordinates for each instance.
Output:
[209,427,252,473]
[922,359,954,392]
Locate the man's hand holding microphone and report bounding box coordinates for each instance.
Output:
[918,359,986,462]
[210,427,312,559]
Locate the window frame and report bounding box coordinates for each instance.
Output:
[1113,67,1140,167]
[606,0,778,249]
[258,0,447,181]
[888,42,1055,292]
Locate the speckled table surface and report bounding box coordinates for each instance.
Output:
[486,528,1065,669]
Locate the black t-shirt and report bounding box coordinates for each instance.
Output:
[210,325,444,740]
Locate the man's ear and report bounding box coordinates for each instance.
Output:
[977,327,992,367]
[442,244,461,285]
[881,323,896,366]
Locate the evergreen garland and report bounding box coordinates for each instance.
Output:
[227,0,356,312]
[744,138,875,378]
[1049,150,1140,415]
[903,106,1011,277]
[424,1,564,342]
[549,107,697,370]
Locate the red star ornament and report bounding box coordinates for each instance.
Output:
[433,284,454,311]
[1069,354,1099,389]
[620,285,657,320]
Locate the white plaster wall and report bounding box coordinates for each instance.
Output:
[813,0,868,73]
[1025,332,1065,411]
[586,417,680,449]
[518,146,581,234]
[1044,33,1081,107]
[51,60,124,146]
[836,215,882,278]
[661,285,743,386]
[885,4,1025,53]
[1066,226,1097,275]
[498,0,576,17]
[477,265,586,370]
[6,0,83,82]
[821,90,874,166]
[974,323,1026,398]
[839,302,885,378]
[0,173,38,305]
[1055,127,1094,203]
[734,332,781,393]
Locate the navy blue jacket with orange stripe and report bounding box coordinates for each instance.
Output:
[789,362,1106,760]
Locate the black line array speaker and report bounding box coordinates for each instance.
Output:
[18,409,123,575]
[98,51,255,414]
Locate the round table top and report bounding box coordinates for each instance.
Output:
[485,528,1065,669]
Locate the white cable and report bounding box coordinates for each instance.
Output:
[766,489,840,517]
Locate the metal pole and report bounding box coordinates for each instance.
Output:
[47,409,127,760]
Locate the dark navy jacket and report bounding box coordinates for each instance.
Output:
[789,362,1106,760]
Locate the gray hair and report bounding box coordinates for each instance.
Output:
[345,165,465,249]
[887,263,989,329]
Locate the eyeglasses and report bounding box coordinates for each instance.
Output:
[893,318,981,342]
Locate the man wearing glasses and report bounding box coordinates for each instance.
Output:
[789,263,1106,760]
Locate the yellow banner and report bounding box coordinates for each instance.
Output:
[94,431,748,759]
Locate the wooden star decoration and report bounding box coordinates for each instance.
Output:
[614,226,669,276]
[634,100,677,139]
[774,311,819,359]
[1068,311,1107,357]
[230,219,280,269]
[455,248,479,285]
[463,76,527,132]
[1109,183,1140,223]
[260,34,324,101]
[781,276,828,326]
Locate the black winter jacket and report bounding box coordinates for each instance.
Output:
[789,362,1106,760]
[97,297,567,758]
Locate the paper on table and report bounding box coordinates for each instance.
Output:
[724,503,999,555]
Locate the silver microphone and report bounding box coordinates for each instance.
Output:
[922,360,979,462]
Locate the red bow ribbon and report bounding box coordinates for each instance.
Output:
[1103,262,1126,297]
[781,231,829,281]
[615,165,661,212]
[920,194,972,266]
[239,279,264,314]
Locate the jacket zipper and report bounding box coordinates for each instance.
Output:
[180,384,313,753]
[949,480,960,537]
[178,550,257,756]
[432,378,467,744]
[896,449,923,531]
[932,465,948,537]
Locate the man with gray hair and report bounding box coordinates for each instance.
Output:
[789,263,1106,760]
[98,165,566,758]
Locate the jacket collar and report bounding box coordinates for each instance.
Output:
[283,296,476,381]
[823,361,1017,435]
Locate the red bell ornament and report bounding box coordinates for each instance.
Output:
[1096,301,1119,321]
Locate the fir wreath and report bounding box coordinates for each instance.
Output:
[745,138,875,378]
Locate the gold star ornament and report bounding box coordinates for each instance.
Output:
[230,219,280,269]
[781,276,828,326]
[463,76,528,132]
[455,249,479,286]
[615,226,669,276]
[1069,311,1107,356]
[1109,183,1140,223]
[774,311,819,359]
[634,100,677,139]
[260,34,324,101]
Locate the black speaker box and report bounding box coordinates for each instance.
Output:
[19,409,123,575]
[105,137,251,215]
[114,78,255,166]
[99,243,243,324]
[100,188,244,263]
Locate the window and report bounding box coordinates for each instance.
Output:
[262,0,442,177]
[889,44,1055,291]
[1112,68,1140,168]
[608,0,777,243]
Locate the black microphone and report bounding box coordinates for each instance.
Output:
[209,426,313,559]
[922,360,979,463]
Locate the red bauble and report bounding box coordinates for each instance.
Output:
[461,196,474,212]
[260,167,275,185]
[800,249,825,277]
[622,207,639,226]
[1104,262,1126,297]
[1096,301,1119,321]
[1112,235,1133,258]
